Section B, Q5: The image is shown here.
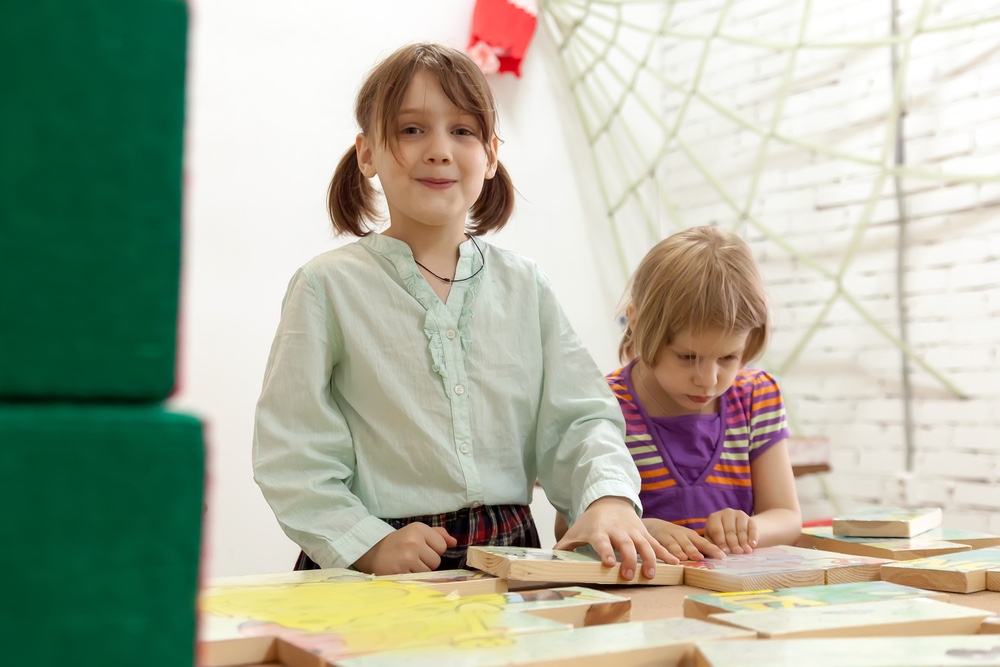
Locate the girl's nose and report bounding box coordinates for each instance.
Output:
[693,363,717,388]
[425,133,452,164]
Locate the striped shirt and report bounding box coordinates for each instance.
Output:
[608,360,790,534]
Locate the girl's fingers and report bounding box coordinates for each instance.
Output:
[632,534,660,577]
[430,526,458,550]
[747,522,759,549]
[665,541,689,560]
[695,536,727,560]
[725,525,744,554]
[415,543,441,572]
[610,534,639,580]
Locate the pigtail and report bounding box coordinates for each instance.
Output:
[468,160,515,235]
[327,145,380,237]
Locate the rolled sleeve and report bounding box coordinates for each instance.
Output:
[252,269,389,568]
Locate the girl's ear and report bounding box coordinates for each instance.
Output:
[485,135,500,179]
[356,133,376,178]
[625,304,636,330]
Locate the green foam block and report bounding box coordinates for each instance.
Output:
[0,0,188,400]
[0,405,205,666]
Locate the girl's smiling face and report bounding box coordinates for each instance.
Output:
[641,327,749,416]
[355,69,498,236]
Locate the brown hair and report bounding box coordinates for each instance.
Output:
[328,43,515,236]
[619,225,770,365]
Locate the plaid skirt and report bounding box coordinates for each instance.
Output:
[294,503,540,571]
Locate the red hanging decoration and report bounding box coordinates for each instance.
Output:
[468,0,538,77]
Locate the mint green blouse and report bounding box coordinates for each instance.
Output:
[253,233,639,568]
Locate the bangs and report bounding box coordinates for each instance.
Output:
[363,46,497,151]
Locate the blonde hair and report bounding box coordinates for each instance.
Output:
[328,43,515,237]
[619,225,769,365]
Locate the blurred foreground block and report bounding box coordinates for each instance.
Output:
[0,0,188,400]
[0,405,204,666]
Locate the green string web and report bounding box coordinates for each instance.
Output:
[541,0,1000,436]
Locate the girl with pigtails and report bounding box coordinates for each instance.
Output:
[253,43,674,578]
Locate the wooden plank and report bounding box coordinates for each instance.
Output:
[466,546,684,586]
[331,618,755,667]
[682,581,949,622]
[678,545,883,592]
[988,569,1000,592]
[880,548,1000,594]
[376,570,508,595]
[709,597,989,639]
[681,560,823,593]
[695,635,1000,666]
[493,587,632,627]
[797,526,973,560]
[981,616,1000,635]
[832,507,942,538]
[783,547,891,584]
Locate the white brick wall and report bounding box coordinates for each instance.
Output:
[652,0,1000,528]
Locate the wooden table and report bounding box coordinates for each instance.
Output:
[240,584,1000,667]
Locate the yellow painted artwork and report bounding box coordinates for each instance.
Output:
[200,580,566,660]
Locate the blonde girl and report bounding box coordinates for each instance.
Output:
[597,226,802,560]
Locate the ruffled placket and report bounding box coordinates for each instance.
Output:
[359,233,486,383]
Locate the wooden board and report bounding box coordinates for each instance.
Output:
[988,569,1000,592]
[496,587,632,626]
[709,597,989,639]
[981,616,1000,635]
[695,635,1000,666]
[204,568,507,595]
[832,507,942,538]
[466,546,684,586]
[880,548,1000,594]
[915,527,1000,550]
[797,526,973,561]
[376,570,508,595]
[332,617,756,667]
[682,581,949,622]
[783,546,891,584]
[678,545,884,592]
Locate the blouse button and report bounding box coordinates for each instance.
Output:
[459,443,471,454]
[446,329,457,339]
[454,384,465,395]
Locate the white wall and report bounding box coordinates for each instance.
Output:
[174,0,611,577]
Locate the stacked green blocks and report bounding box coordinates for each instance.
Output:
[1,0,188,400]
[0,1,204,665]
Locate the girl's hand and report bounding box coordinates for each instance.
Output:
[353,523,458,575]
[642,518,726,561]
[704,509,757,554]
[552,496,678,580]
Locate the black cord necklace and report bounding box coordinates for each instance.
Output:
[413,234,485,284]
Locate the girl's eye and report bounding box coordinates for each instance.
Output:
[401,126,421,135]
[454,128,476,136]
[678,354,696,362]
